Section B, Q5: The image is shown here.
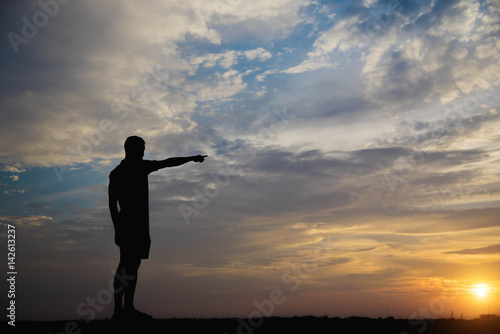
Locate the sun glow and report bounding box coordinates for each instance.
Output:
[473,284,489,298]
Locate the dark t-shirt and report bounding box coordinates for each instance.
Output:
[109,159,161,258]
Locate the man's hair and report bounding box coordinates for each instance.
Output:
[124,136,145,155]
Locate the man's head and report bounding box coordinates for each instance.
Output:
[124,136,145,160]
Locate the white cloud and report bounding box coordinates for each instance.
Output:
[475,37,500,59]
[253,86,267,99]
[189,47,272,71]
[476,10,500,34]
[1,163,27,173]
[190,50,241,69]
[282,16,361,74]
[363,0,377,7]
[185,70,247,102]
[256,69,279,81]
[244,47,272,61]
[428,0,480,40]
[279,0,499,111]
[282,57,339,74]
[359,0,500,107]
[209,0,313,40]
[0,0,302,169]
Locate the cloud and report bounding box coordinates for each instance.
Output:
[0,91,112,167]
[362,0,500,106]
[244,47,272,61]
[0,0,309,170]
[445,244,500,255]
[280,0,500,112]
[1,163,27,173]
[210,0,314,41]
[190,50,242,69]
[3,189,25,196]
[281,16,361,74]
[188,47,272,74]
[281,0,408,74]
[148,142,498,233]
[378,108,500,148]
[0,215,52,227]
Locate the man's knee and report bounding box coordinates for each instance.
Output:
[124,258,141,273]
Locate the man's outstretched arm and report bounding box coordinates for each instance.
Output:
[156,155,207,169]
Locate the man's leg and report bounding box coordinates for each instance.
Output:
[123,257,141,312]
[113,260,126,316]
[114,247,141,317]
[113,245,152,320]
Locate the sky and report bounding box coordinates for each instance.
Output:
[1,0,500,323]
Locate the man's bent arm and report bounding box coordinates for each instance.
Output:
[156,155,207,169]
[109,193,120,229]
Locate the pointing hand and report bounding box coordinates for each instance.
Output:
[193,155,208,163]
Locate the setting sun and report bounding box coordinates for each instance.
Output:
[473,285,489,298]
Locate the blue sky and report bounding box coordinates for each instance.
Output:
[1,0,500,322]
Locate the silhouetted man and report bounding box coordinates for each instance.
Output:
[109,135,206,320]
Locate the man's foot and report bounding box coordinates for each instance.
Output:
[112,311,124,321]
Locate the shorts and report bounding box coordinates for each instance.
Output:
[120,240,150,260]
[115,223,151,260]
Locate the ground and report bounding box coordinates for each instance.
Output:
[9,316,500,334]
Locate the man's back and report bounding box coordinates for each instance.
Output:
[109,159,159,222]
[109,158,160,258]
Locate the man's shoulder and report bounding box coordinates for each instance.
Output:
[109,159,159,178]
[109,160,125,178]
[141,159,161,173]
